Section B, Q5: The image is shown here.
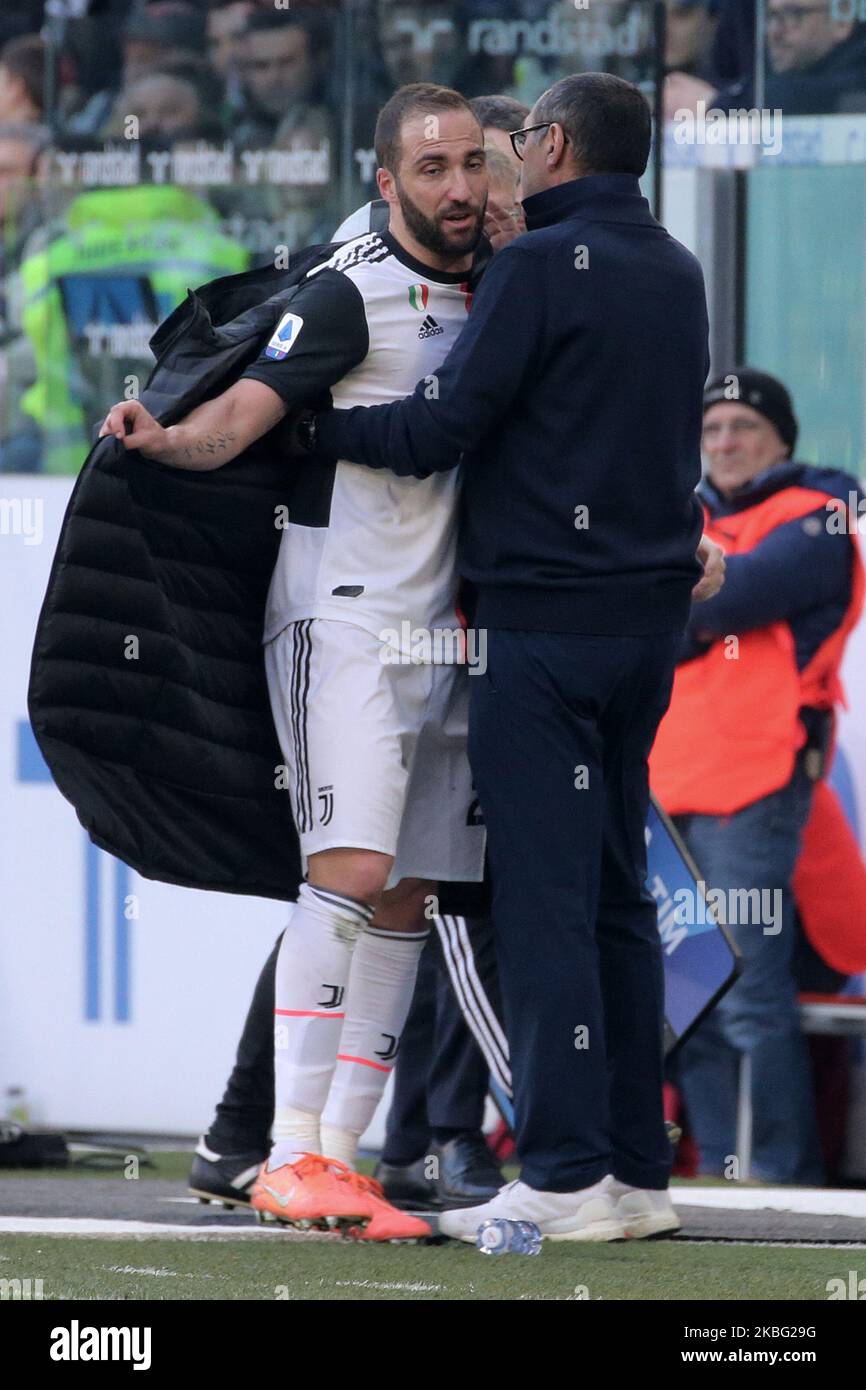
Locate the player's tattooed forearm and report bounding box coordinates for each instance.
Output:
[193,431,237,456]
[171,431,237,466]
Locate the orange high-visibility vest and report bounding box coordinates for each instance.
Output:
[650,486,864,816]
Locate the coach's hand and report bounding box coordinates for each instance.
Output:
[692,535,726,602]
[98,400,169,459]
[484,196,526,252]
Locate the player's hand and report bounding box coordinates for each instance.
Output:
[692,534,726,602]
[484,196,526,251]
[98,400,169,458]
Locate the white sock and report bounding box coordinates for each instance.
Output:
[268,1111,320,1173]
[321,925,428,1164]
[270,882,372,1166]
[318,1123,360,1170]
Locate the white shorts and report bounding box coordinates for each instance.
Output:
[264,619,485,890]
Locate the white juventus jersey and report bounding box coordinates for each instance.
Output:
[242,230,475,656]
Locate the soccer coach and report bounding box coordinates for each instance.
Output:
[301,72,715,1242]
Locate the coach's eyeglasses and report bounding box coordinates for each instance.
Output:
[509,122,554,160]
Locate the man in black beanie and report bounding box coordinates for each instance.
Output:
[650,366,865,1184]
[702,367,800,472]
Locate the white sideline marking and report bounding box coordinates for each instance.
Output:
[673,1187,866,1219]
[684,1240,866,1250]
[333,1279,446,1293]
[0,1216,326,1239]
[162,1197,237,1207]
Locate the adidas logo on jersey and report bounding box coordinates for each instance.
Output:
[418,314,444,340]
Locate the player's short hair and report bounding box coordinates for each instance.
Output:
[375,83,481,175]
[0,36,45,113]
[469,94,530,134]
[533,72,651,177]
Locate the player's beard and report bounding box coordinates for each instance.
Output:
[394,178,486,261]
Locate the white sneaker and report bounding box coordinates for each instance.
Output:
[438,1177,626,1244]
[603,1176,680,1238]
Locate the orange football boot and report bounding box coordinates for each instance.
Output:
[337,1169,433,1242]
[250,1154,369,1229]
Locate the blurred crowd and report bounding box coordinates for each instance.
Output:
[0,0,658,473]
[664,0,866,119]
[1,0,862,148]
[2,0,866,472]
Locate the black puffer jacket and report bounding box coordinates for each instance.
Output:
[28,245,340,902]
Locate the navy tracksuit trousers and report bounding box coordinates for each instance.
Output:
[468,627,681,1193]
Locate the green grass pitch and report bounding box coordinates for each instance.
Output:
[0,1233,853,1301]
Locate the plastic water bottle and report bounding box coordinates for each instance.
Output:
[476,1219,543,1255]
